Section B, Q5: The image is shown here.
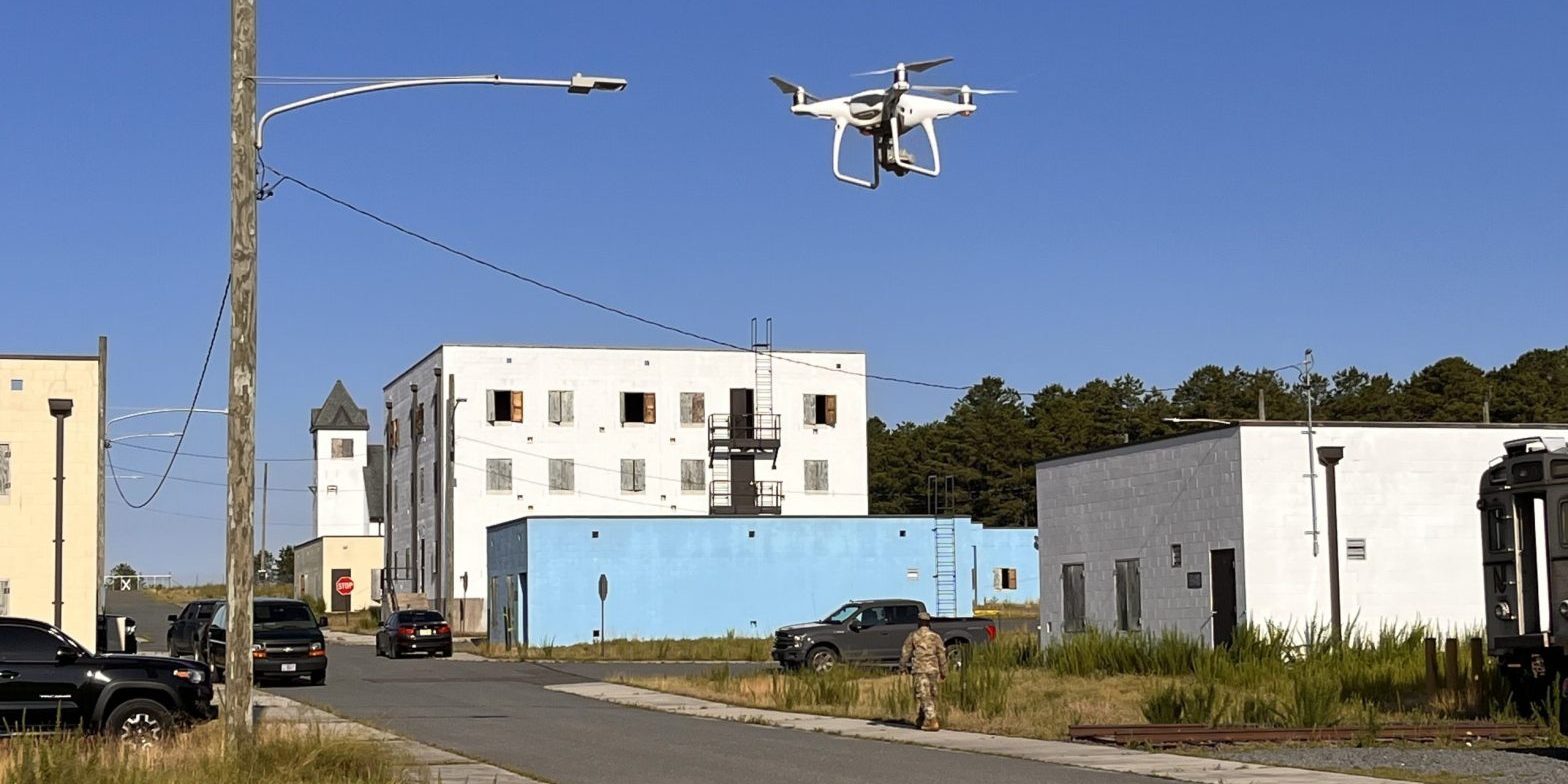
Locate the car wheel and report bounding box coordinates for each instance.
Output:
[945,640,970,671]
[105,698,173,747]
[389,645,400,660]
[310,669,327,686]
[806,646,839,673]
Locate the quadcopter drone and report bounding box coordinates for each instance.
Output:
[770,57,1012,189]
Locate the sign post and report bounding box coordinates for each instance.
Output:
[598,574,609,658]
[336,575,355,597]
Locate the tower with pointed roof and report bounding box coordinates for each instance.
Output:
[310,380,379,538]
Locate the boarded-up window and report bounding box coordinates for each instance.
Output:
[680,392,705,425]
[548,390,575,425]
[620,459,646,493]
[803,394,838,426]
[487,390,524,423]
[804,460,829,493]
[621,392,656,424]
[486,459,512,493]
[1062,564,1085,633]
[0,443,10,499]
[681,459,705,493]
[330,438,354,459]
[389,419,401,451]
[1114,559,1142,632]
[549,459,575,492]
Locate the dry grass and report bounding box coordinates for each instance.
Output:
[145,583,293,608]
[326,610,380,634]
[974,601,1039,620]
[619,665,1159,739]
[476,633,770,662]
[0,722,406,784]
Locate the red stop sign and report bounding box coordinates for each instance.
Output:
[335,575,355,596]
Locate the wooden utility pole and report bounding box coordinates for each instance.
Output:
[224,0,258,745]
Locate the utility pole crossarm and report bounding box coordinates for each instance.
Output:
[255,73,626,149]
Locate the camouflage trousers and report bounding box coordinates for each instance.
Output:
[912,673,939,726]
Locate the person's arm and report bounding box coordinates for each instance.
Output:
[935,634,948,678]
[900,633,914,672]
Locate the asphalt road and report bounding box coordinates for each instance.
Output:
[103,590,181,652]
[282,643,1166,784]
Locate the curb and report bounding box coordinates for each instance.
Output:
[546,682,1409,784]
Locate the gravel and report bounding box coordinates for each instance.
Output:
[1216,746,1568,784]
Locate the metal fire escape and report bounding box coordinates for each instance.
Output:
[707,319,782,514]
[929,475,959,617]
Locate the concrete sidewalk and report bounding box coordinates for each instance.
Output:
[548,682,1406,784]
[247,688,543,783]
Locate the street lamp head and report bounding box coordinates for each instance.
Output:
[1317,445,1344,466]
[568,73,628,94]
[48,398,74,418]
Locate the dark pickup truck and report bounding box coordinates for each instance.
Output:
[772,599,996,672]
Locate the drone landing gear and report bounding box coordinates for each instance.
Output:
[832,120,879,189]
[887,116,941,178]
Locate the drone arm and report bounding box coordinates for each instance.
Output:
[832,120,878,189]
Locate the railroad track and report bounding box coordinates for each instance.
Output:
[1068,722,1541,746]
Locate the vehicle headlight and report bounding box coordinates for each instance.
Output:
[1559,600,1568,620]
[1494,601,1514,621]
[251,643,265,652]
[309,642,323,651]
[173,668,206,684]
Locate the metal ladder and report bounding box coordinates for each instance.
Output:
[929,476,959,617]
[752,318,773,419]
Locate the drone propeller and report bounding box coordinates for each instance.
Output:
[854,56,954,77]
[769,76,817,104]
[910,85,1016,96]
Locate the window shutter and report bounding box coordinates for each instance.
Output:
[642,393,656,424]
[681,459,704,492]
[548,391,561,424]
[562,459,574,491]
[486,391,496,423]
[691,392,704,423]
[803,394,816,425]
[510,390,524,423]
[561,391,574,424]
[634,459,646,492]
[679,393,693,424]
[824,395,838,426]
[621,459,636,492]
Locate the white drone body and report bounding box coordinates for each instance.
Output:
[771,57,1011,189]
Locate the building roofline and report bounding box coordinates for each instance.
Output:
[486,514,1009,532]
[0,353,100,362]
[293,534,385,547]
[1033,419,1568,468]
[384,343,868,394]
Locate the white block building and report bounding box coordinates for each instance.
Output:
[309,381,383,538]
[1036,421,1568,646]
[384,344,869,629]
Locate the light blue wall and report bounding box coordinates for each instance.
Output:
[486,515,1039,646]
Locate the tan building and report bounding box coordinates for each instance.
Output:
[0,342,106,649]
[295,535,383,613]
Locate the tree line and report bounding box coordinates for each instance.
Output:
[868,347,1568,527]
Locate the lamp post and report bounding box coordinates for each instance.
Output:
[1263,350,1321,556]
[49,398,74,628]
[1316,445,1345,647]
[223,2,626,743]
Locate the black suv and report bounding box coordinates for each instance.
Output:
[166,599,219,658]
[0,616,215,743]
[202,598,328,685]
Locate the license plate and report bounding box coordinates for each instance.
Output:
[418,629,433,637]
[281,663,297,672]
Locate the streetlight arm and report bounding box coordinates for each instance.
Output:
[255,73,626,149]
[108,408,229,425]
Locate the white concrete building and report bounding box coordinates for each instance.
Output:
[1036,421,1568,646]
[384,344,869,629]
[309,381,383,538]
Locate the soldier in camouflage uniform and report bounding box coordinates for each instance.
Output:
[899,611,948,731]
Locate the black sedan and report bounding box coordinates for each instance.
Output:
[375,610,452,659]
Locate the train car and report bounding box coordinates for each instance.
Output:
[1478,436,1568,713]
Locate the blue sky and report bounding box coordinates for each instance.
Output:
[2,2,1564,580]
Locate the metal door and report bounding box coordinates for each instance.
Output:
[730,456,756,511]
[1210,549,1238,647]
[330,569,351,613]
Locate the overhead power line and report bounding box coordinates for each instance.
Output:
[260,164,970,393]
[112,439,315,463]
[109,277,230,509]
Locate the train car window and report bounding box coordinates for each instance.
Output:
[1560,499,1568,549]
[1551,459,1568,480]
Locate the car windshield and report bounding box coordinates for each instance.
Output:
[823,604,861,624]
[254,603,317,629]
